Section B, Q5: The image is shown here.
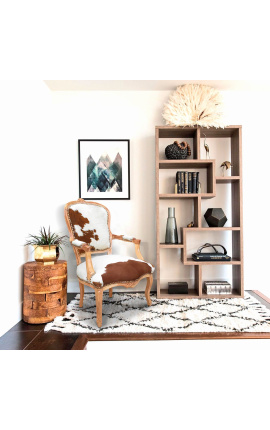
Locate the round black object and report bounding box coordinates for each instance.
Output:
[204,208,227,227]
[165,141,189,160]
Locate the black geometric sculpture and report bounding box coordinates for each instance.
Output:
[204,208,227,227]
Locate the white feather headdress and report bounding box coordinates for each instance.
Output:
[163,84,225,128]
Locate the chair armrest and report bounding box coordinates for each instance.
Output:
[85,251,95,280]
[112,234,141,245]
[71,239,91,252]
[112,234,143,260]
[71,240,95,279]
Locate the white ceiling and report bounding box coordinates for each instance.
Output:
[44,80,270,92]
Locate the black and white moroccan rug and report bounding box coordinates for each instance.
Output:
[45,293,270,333]
[44,292,270,334]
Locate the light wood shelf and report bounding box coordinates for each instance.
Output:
[156,125,244,300]
[157,125,241,138]
[200,291,241,299]
[159,194,215,199]
[159,159,216,169]
[160,290,241,299]
[216,176,240,184]
[160,243,184,248]
[160,289,199,299]
[185,258,241,265]
[183,227,241,231]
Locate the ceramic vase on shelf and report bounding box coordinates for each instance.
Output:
[165,207,178,244]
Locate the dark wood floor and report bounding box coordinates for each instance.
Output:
[0,291,270,350]
[0,294,78,350]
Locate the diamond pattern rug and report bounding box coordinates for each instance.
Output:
[44,292,270,334]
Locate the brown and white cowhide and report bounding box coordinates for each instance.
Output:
[77,254,155,287]
[69,203,110,251]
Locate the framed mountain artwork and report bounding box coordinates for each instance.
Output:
[78,139,130,200]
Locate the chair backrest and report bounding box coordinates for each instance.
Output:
[65,199,112,252]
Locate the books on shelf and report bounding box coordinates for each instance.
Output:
[192,172,196,193]
[188,172,192,194]
[181,171,184,193]
[175,171,200,194]
[204,281,232,295]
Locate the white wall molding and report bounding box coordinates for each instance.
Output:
[44,80,270,92]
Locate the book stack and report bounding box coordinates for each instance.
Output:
[204,281,232,295]
[175,171,200,194]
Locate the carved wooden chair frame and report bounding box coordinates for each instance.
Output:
[64,198,153,327]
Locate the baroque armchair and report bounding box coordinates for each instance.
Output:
[64,199,154,327]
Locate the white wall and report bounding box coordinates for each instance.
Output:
[0,81,53,336]
[1,81,269,336]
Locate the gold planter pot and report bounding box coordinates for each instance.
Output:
[34,245,59,265]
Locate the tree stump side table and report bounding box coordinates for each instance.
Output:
[23,260,67,324]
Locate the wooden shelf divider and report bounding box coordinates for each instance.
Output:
[185,258,242,265]
[159,194,215,199]
[216,176,240,184]
[159,159,215,169]
[159,243,184,248]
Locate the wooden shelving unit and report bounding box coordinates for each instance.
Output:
[156,125,243,299]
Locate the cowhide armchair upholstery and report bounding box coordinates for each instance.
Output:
[64,199,154,327]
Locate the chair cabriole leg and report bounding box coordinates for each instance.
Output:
[145,275,153,306]
[79,282,84,307]
[95,288,103,328]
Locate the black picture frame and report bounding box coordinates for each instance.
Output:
[78,139,130,200]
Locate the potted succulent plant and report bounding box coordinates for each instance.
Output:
[24,227,69,265]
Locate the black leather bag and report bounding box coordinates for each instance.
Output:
[192,243,231,261]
